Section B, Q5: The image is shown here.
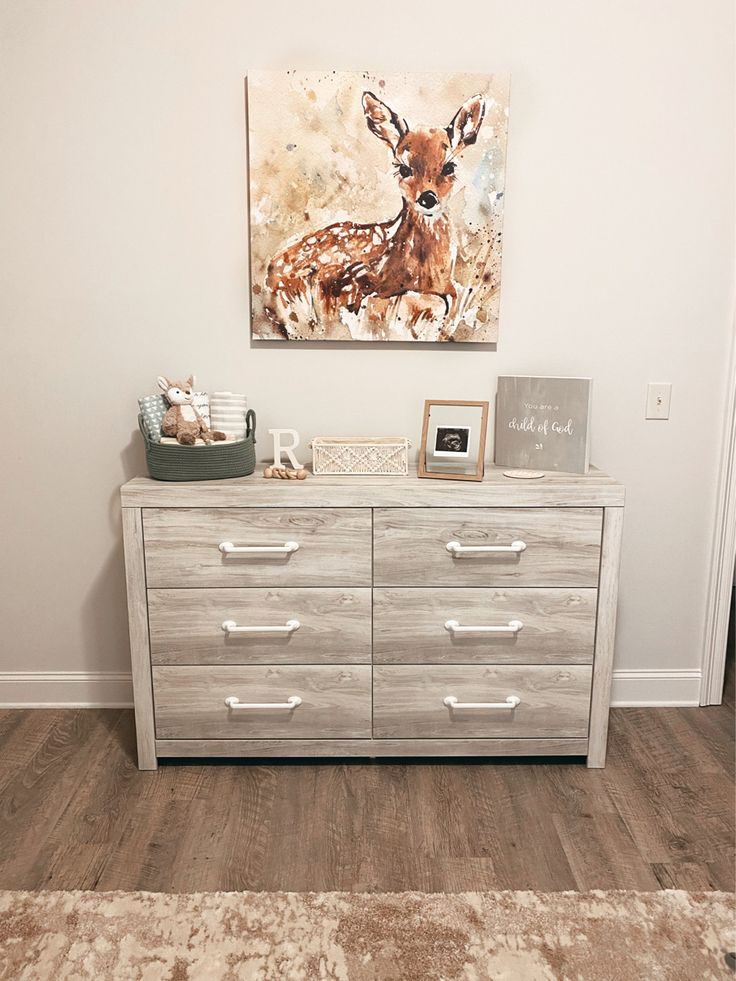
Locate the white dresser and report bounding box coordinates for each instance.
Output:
[121,468,624,770]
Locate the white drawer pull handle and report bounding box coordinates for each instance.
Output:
[219,541,299,555]
[443,695,521,710]
[446,540,527,555]
[222,619,300,634]
[444,619,523,635]
[225,695,302,710]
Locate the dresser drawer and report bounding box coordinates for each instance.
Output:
[143,508,372,587]
[373,508,602,586]
[373,665,592,738]
[153,665,371,739]
[373,588,597,664]
[149,588,371,664]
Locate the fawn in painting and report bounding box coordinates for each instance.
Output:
[262,91,486,341]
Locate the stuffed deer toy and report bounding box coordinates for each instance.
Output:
[157,375,226,445]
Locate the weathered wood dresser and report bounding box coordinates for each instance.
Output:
[121,468,624,770]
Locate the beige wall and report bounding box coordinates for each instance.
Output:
[1,0,733,702]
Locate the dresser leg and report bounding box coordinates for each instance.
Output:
[137,747,158,771]
[587,506,624,768]
[122,507,158,771]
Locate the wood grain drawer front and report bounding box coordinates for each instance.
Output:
[153,665,371,739]
[373,508,602,587]
[149,588,372,665]
[373,666,592,738]
[143,508,372,587]
[373,588,597,664]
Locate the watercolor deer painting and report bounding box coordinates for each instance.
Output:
[260,91,489,342]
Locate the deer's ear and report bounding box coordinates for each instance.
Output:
[447,95,486,151]
[362,92,408,151]
[157,376,170,393]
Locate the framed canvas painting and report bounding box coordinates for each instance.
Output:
[247,69,510,343]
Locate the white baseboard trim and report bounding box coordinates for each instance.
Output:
[0,672,134,708]
[610,668,702,707]
[0,668,703,710]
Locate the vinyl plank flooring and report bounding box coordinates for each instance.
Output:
[553,810,662,890]
[413,857,498,892]
[706,845,736,893]
[97,767,222,893]
[0,697,732,894]
[404,765,477,859]
[42,845,110,892]
[166,764,276,893]
[263,764,375,892]
[214,765,278,892]
[676,706,736,776]
[166,797,235,893]
[51,714,139,846]
[603,712,733,870]
[39,714,145,889]
[0,711,124,890]
[0,711,61,792]
[458,763,579,891]
[651,862,726,891]
[346,764,417,892]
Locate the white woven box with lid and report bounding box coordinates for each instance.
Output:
[310,437,411,476]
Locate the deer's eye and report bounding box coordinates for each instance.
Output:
[398,164,412,178]
[441,161,456,177]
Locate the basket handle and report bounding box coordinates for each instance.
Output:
[246,409,256,442]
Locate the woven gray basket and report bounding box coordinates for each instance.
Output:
[138,409,256,481]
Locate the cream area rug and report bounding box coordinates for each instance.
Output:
[0,889,733,980]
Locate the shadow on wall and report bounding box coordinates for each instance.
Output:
[251,338,498,353]
[79,431,147,676]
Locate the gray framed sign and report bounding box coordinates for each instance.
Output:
[494,376,592,474]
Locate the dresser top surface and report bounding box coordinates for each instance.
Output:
[121,466,624,508]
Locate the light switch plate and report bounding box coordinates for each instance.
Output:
[646,382,672,420]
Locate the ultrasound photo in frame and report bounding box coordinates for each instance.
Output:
[419,400,489,481]
[434,426,471,458]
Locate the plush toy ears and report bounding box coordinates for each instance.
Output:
[186,374,195,388]
[157,376,170,393]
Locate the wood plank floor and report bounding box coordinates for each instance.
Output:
[0,683,732,893]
